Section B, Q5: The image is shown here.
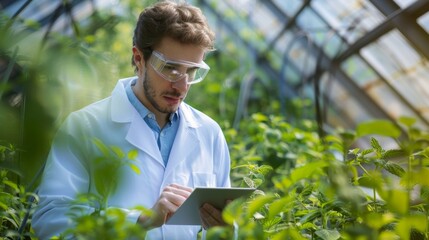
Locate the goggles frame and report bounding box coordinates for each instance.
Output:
[149,50,210,84]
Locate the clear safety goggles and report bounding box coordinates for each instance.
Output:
[149,51,210,84]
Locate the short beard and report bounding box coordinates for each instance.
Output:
[143,70,181,114]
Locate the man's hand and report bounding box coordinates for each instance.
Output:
[138,183,193,229]
[199,202,229,229]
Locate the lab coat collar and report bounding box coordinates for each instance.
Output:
[110,77,136,123]
[109,77,201,168]
[111,77,201,128]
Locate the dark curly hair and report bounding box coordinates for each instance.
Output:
[131,1,215,72]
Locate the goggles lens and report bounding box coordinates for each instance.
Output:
[149,51,210,84]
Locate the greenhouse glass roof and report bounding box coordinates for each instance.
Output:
[2,0,429,131]
[191,0,429,130]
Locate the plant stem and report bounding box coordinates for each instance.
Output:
[407,154,413,214]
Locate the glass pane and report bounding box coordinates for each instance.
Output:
[418,12,429,33]
[274,31,295,54]
[393,0,417,8]
[320,75,372,124]
[296,8,346,58]
[274,60,300,86]
[11,0,57,20]
[272,0,304,17]
[341,55,378,87]
[285,38,316,77]
[367,84,426,127]
[360,30,429,117]
[206,0,271,52]
[273,30,316,77]
[250,2,283,43]
[311,0,385,44]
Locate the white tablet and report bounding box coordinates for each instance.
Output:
[165,187,255,225]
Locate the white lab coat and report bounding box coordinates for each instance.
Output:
[32,77,231,239]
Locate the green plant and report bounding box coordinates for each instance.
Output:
[55,205,149,240]
[213,114,429,240]
[2,1,429,239]
[51,139,151,239]
[90,139,141,209]
[0,143,38,239]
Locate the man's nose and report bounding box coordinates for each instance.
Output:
[171,75,189,91]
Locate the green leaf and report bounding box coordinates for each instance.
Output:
[242,155,263,162]
[93,138,110,157]
[251,113,269,122]
[361,148,374,156]
[365,212,396,230]
[356,120,401,138]
[382,149,406,160]
[111,146,125,159]
[315,229,341,240]
[268,194,294,219]
[407,168,429,186]
[206,226,231,240]
[298,210,321,224]
[222,198,245,225]
[386,189,408,215]
[357,172,382,189]
[370,137,382,153]
[129,163,141,175]
[290,161,327,183]
[243,176,255,188]
[127,149,138,160]
[383,162,405,177]
[0,201,8,210]
[3,180,19,191]
[272,227,307,240]
[398,116,416,128]
[257,165,273,175]
[247,194,276,219]
[396,214,427,240]
[349,148,360,155]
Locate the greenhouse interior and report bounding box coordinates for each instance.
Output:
[1,0,429,239]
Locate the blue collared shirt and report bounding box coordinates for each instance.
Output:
[125,79,179,166]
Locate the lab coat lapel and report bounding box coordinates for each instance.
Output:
[110,77,164,166]
[164,104,200,178]
[125,113,163,166]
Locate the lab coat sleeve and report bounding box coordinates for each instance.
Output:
[32,113,92,239]
[32,112,141,239]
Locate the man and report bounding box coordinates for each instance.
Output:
[32,1,231,239]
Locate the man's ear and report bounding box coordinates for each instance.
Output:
[132,46,145,70]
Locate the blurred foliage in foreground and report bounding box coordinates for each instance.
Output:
[2,114,429,239]
[2,1,429,239]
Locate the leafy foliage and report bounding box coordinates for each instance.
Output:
[91,138,141,209]
[1,1,429,240]
[213,114,429,240]
[55,202,150,240]
[52,138,150,239]
[0,143,37,239]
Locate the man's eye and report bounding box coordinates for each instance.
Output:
[164,65,177,71]
[163,65,179,74]
[187,68,197,75]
